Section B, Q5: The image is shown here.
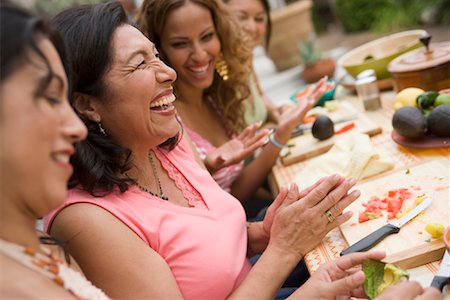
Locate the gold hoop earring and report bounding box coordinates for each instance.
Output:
[215,53,229,81]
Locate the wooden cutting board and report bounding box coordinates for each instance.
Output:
[280,101,382,166]
[340,158,449,269]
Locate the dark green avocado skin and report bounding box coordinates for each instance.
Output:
[392,106,426,139]
[427,104,450,137]
[312,115,335,140]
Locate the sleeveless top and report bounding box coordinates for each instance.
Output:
[44,135,251,300]
[244,73,268,126]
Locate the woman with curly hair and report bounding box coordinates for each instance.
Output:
[136,0,331,206]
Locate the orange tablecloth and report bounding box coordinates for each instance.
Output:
[270,90,450,286]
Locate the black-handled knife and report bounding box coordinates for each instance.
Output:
[430,251,450,291]
[341,194,433,256]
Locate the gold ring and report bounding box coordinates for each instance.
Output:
[325,210,334,223]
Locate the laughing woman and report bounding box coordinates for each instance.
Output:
[136,0,332,207]
[42,2,370,299]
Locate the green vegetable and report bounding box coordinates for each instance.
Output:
[435,93,450,106]
[416,91,439,111]
[363,259,409,299]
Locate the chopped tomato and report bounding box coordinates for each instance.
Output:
[358,188,413,223]
[358,212,370,223]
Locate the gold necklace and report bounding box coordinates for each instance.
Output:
[0,239,109,299]
[135,150,169,201]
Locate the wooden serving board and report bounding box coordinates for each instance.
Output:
[340,159,449,269]
[281,101,382,166]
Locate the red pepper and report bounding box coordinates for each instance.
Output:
[335,122,355,134]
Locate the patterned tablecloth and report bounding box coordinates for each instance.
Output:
[270,90,450,287]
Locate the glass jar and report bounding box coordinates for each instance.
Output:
[355,69,382,111]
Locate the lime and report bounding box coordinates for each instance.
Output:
[435,93,450,106]
[416,91,439,111]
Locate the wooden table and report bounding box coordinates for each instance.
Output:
[269,89,450,287]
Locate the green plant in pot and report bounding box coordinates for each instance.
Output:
[299,38,335,83]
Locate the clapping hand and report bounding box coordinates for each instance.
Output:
[274,76,335,143]
[266,174,359,258]
[204,122,269,173]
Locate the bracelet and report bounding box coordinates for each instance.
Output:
[268,132,286,149]
[246,222,257,257]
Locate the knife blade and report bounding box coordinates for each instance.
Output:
[340,194,433,256]
[291,115,358,138]
[430,251,450,290]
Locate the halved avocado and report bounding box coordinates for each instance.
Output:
[312,115,334,140]
[363,259,409,300]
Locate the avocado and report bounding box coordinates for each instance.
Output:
[392,106,427,139]
[312,115,334,140]
[427,104,450,137]
[363,259,409,300]
[416,91,439,111]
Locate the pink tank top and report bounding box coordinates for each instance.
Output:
[44,136,251,300]
[185,126,243,193]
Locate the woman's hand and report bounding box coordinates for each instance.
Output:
[267,174,359,259]
[204,122,268,173]
[375,281,442,300]
[248,177,331,255]
[289,251,386,300]
[274,77,335,144]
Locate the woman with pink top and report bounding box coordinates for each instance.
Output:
[136,0,333,210]
[43,2,438,300]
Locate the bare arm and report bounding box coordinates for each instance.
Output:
[230,175,359,299]
[50,204,184,299]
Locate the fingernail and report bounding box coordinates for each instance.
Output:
[352,189,361,197]
[330,174,340,181]
[348,178,357,185]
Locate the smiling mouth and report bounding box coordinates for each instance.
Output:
[150,94,176,111]
[187,63,210,76]
[51,153,70,164]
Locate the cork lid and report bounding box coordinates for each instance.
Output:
[388,40,450,73]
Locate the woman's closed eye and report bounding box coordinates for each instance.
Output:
[201,32,214,42]
[171,41,188,49]
[45,95,62,106]
[136,60,147,69]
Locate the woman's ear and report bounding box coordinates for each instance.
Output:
[73,93,102,122]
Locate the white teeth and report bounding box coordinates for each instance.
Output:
[52,153,70,163]
[150,94,176,108]
[189,64,209,73]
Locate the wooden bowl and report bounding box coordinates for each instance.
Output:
[388,41,450,92]
[337,30,426,79]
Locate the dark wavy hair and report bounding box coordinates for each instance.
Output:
[136,0,252,134]
[0,0,67,91]
[53,2,179,196]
